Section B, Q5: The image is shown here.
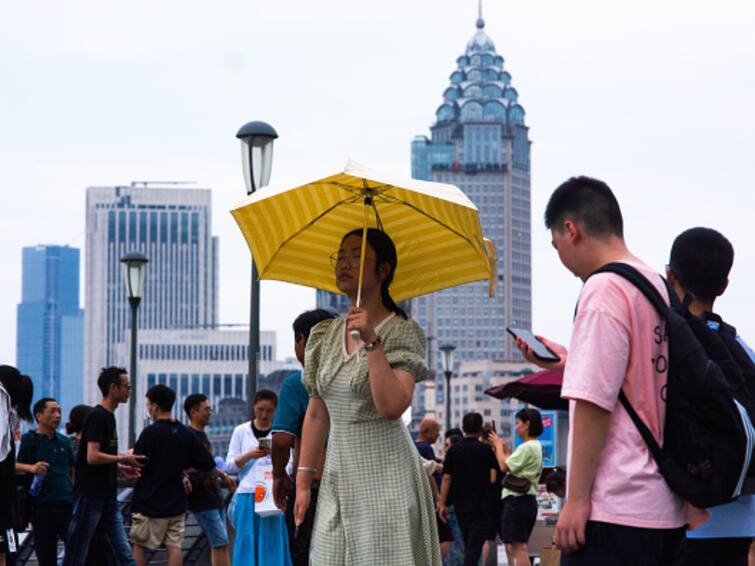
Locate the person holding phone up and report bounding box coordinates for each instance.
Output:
[225,389,291,566]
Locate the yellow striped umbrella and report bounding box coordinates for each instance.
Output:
[230,160,495,303]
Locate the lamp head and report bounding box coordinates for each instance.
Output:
[120,251,149,301]
[236,121,278,195]
[439,343,456,373]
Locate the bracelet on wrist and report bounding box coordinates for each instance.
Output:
[297,466,318,474]
[364,335,382,352]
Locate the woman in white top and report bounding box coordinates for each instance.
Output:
[226,390,291,566]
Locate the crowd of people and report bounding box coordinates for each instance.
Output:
[1,175,755,566]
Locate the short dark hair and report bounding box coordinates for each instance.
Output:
[516,408,544,437]
[66,405,92,435]
[445,427,463,439]
[545,469,566,494]
[545,176,624,239]
[293,309,339,341]
[33,398,56,422]
[669,227,734,301]
[253,389,278,407]
[446,434,462,447]
[462,412,483,435]
[184,393,208,419]
[0,366,33,421]
[97,367,127,398]
[146,384,176,412]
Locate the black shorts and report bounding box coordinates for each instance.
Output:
[437,514,455,543]
[560,521,686,566]
[500,494,537,544]
[684,537,752,566]
[485,499,502,540]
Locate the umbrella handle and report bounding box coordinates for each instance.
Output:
[349,201,371,343]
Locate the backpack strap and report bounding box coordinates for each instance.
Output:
[590,262,671,319]
[589,262,671,466]
[618,390,664,462]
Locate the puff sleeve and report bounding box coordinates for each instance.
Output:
[301,319,334,398]
[383,319,428,383]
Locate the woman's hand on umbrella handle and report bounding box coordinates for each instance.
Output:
[515,335,567,371]
[346,307,377,344]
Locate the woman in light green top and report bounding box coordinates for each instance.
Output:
[490,408,543,566]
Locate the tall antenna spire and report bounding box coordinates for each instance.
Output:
[476,0,485,29]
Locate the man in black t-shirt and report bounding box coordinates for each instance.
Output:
[439,412,498,566]
[63,367,145,566]
[130,386,215,566]
[184,394,236,566]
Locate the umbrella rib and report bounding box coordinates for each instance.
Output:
[378,193,482,253]
[257,195,361,278]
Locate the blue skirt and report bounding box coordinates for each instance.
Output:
[228,492,292,566]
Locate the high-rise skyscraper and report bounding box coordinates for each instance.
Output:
[16,245,84,413]
[411,13,532,369]
[84,183,218,441]
[410,12,532,430]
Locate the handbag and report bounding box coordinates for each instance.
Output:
[540,545,562,566]
[251,458,282,517]
[502,473,531,494]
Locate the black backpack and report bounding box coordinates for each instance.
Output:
[590,263,755,509]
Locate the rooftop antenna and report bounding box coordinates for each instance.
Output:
[477,0,485,28]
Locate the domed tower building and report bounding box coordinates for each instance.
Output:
[411,12,532,401]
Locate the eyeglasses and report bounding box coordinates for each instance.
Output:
[329,251,375,268]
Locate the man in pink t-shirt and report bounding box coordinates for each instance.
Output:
[518,177,692,565]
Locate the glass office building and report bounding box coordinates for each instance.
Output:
[411,15,532,420]
[16,245,84,413]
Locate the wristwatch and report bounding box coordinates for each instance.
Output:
[364,335,382,352]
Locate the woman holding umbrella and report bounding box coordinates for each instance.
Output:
[293,228,441,566]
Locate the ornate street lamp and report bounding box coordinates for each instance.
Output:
[236,121,278,413]
[439,343,457,433]
[120,251,149,448]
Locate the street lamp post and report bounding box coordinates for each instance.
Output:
[439,343,456,433]
[120,251,149,448]
[236,121,278,418]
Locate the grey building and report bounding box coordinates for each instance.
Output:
[84,182,219,445]
[410,14,532,426]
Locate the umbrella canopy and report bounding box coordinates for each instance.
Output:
[485,370,568,411]
[230,160,495,302]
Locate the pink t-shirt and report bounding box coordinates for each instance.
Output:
[561,260,705,529]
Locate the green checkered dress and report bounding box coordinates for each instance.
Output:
[302,315,441,566]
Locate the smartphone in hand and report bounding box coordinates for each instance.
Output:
[506,327,560,362]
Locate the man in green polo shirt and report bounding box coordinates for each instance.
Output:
[16,398,75,566]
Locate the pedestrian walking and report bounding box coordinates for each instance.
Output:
[65,404,93,461]
[439,412,498,566]
[16,398,75,566]
[0,366,33,566]
[665,228,755,566]
[489,408,544,566]
[63,367,145,566]
[226,389,291,566]
[271,308,337,566]
[129,385,215,566]
[414,417,456,560]
[184,393,236,566]
[442,431,465,566]
[292,228,441,566]
[520,177,706,565]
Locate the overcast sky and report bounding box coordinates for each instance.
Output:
[2,0,754,368]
